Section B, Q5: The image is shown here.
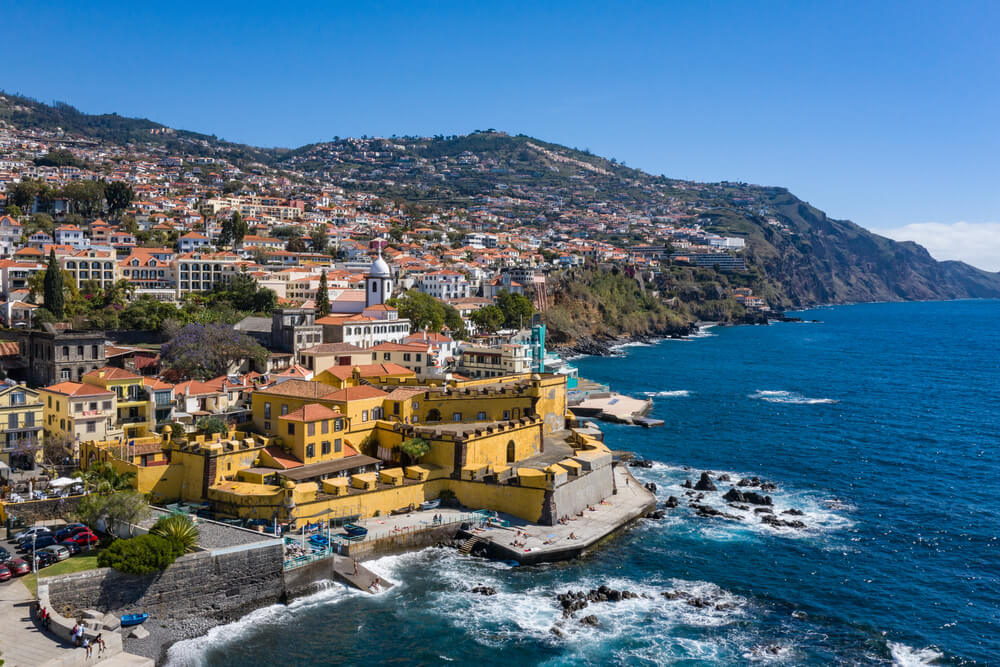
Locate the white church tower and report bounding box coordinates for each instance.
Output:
[365,247,393,307]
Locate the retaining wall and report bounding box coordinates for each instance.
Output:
[45,542,284,624]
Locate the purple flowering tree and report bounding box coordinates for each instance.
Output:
[160,323,268,380]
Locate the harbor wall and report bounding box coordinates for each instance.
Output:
[337,521,462,560]
[540,464,615,525]
[45,542,284,622]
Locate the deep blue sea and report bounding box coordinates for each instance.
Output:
[168,300,999,666]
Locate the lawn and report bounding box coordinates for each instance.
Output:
[23,553,100,597]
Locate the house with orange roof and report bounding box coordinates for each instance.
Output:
[178,231,212,253]
[39,380,118,446]
[0,214,22,257]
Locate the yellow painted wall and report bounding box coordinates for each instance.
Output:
[278,413,349,465]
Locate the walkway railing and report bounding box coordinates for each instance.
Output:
[282,511,487,570]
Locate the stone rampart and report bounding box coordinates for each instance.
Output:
[45,542,284,624]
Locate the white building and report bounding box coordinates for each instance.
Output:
[419,270,471,300]
[54,225,89,249]
[178,232,212,253]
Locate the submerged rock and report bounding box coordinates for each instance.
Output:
[782,508,805,516]
[471,586,497,596]
[681,479,694,489]
[663,496,679,508]
[761,514,806,529]
[580,614,599,627]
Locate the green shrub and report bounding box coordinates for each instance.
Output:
[97,534,183,574]
[150,514,199,554]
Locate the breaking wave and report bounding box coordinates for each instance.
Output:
[749,390,838,405]
[887,641,944,666]
[630,462,853,540]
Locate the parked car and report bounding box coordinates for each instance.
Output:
[0,564,11,582]
[34,551,56,568]
[55,524,88,541]
[39,545,70,562]
[58,541,81,555]
[13,526,51,542]
[4,558,31,576]
[64,531,100,548]
[0,547,9,562]
[21,535,58,552]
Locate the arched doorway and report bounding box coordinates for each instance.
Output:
[506,440,516,463]
[426,409,442,422]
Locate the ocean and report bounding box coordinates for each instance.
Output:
[166,300,999,666]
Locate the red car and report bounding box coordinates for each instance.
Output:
[0,564,11,582]
[5,558,31,576]
[65,531,100,547]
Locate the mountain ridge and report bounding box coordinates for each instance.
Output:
[2,91,998,308]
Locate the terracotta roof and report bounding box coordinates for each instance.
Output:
[322,385,388,402]
[280,403,342,422]
[255,379,339,399]
[42,381,114,397]
[263,445,303,470]
[300,342,365,355]
[321,363,414,379]
[82,366,142,381]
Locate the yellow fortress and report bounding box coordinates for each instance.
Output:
[78,370,616,527]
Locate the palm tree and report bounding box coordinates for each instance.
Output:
[150,514,199,553]
[73,462,137,494]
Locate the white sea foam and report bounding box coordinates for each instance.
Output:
[643,389,691,398]
[164,582,363,666]
[749,389,838,405]
[887,641,944,666]
[629,462,853,540]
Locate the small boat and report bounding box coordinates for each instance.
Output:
[419,499,441,510]
[343,523,367,537]
[390,504,415,516]
[120,613,148,627]
[308,534,329,548]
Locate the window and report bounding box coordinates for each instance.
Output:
[11,391,25,405]
[383,353,390,360]
[403,353,411,361]
[287,423,295,435]
[103,401,112,410]
[334,438,342,453]
[321,441,331,455]
[362,410,369,421]
[77,345,84,357]
[321,420,329,434]
[416,354,422,362]
[25,413,34,427]
[453,412,462,422]
[306,444,314,458]
[334,418,344,431]
[503,410,510,420]
[307,422,315,436]
[91,345,99,359]
[74,403,82,413]
[89,402,97,411]
[393,401,400,415]
[281,404,288,416]
[264,402,271,418]
[60,369,70,380]
[87,421,96,433]
[48,396,52,408]
[477,411,487,420]
[7,414,17,428]
[264,421,271,431]
[62,346,69,358]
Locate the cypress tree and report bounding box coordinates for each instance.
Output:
[43,248,64,319]
[316,270,330,315]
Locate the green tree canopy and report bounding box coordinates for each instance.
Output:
[316,270,330,315]
[104,181,135,219]
[470,304,505,333]
[496,290,535,328]
[43,249,64,319]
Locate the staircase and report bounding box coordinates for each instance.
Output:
[458,536,481,555]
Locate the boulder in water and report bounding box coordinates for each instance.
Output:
[782,508,805,516]
[664,496,679,508]
[681,479,693,489]
[580,614,599,626]
[694,472,717,491]
[471,586,497,596]
[723,488,772,505]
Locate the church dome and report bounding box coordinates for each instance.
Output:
[369,255,391,278]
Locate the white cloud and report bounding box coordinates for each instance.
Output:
[870,222,1000,272]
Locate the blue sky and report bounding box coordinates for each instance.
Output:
[5,1,999,268]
